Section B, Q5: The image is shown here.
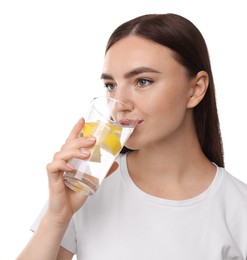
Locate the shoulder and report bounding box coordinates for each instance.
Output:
[223,168,247,196]
[219,167,247,207]
[217,168,247,251]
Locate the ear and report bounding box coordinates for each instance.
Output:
[187,71,209,108]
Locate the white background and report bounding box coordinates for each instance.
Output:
[0,0,246,259]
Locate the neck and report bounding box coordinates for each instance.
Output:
[127,123,216,199]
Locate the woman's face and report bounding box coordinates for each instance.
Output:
[102,36,197,150]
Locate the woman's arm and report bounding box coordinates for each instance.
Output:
[17,213,72,260]
[16,118,118,259]
[16,118,91,259]
[57,247,74,260]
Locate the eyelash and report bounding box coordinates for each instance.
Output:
[136,78,153,87]
[103,78,154,91]
[104,83,116,91]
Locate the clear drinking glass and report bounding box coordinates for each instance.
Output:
[63,96,138,195]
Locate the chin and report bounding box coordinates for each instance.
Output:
[120,146,133,153]
[123,144,139,152]
[124,140,136,150]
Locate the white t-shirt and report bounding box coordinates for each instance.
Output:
[32,154,247,260]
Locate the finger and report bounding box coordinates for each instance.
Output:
[53,147,91,162]
[65,118,85,143]
[105,162,119,178]
[61,136,96,153]
[46,159,73,175]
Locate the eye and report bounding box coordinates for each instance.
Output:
[104,83,117,91]
[136,78,153,87]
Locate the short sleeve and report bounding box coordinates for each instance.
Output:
[30,202,48,232]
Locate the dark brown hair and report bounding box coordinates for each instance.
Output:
[106,13,224,167]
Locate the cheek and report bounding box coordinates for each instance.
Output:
[145,95,189,136]
[151,90,188,121]
[161,95,189,129]
[126,86,190,149]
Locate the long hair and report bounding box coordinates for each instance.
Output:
[106,13,224,167]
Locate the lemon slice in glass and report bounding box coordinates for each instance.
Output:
[107,123,122,137]
[82,121,99,137]
[102,132,122,155]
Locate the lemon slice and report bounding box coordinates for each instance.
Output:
[107,123,122,137]
[82,121,99,137]
[103,123,122,155]
[79,121,101,162]
[81,121,114,162]
[80,121,122,158]
[102,132,122,155]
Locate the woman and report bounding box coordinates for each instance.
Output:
[17,13,247,260]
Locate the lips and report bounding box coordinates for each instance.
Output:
[135,120,143,127]
[118,119,143,127]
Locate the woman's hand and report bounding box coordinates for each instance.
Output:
[45,118,119,226]
[45,118,96,224]
[17,119,119,259]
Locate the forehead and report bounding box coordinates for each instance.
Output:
[103,36,178,73]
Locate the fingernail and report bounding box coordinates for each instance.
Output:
[86,137,96,143]
[66,163,75,170]
[80,149,91,156]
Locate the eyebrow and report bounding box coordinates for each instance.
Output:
[100,66,161,80]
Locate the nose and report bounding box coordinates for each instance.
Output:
[110,97,136,126]
[110,84,134,111]
[107,84,136,124]
[113,99,133,113]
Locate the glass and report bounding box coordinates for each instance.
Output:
[63,96,138,195]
